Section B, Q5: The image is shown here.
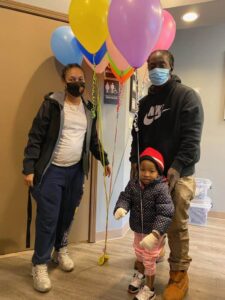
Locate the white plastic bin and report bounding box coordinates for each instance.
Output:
[195,178,212,199]
[191,196,212,206]
[189,199,212,226]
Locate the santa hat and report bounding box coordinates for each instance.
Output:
[140,147,164,173]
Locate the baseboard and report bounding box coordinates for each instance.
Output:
[96,222,130,242]
[0,249,32,259]
[0,226,131,258]
[208,211,225,219]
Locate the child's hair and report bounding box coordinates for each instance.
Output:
[140,158,162,175]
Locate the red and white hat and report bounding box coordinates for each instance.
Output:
[140,147,164,172]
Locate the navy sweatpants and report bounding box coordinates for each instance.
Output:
[31,163,84,265]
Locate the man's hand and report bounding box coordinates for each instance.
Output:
[24,174,34,188]
[114,208,127,220]
[104,165,112,177]
[130,163,138,180]
[167,167,180,193]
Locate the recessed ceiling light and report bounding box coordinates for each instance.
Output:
[182,12,199,22]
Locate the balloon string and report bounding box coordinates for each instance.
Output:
[96,81,123,257]
[133,69,144,238]
[91,54,97,118]
[96,85,109,256]
[109,84,123,201]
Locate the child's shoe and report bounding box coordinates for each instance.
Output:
[128,272,145,294]
[133,285,156,300]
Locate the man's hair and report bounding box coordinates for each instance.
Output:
[150,50,174,70]
[61,63,84,81]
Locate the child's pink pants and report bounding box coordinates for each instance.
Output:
[133,232,165,276]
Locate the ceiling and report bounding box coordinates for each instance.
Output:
[165,0,225,29]
[12,0,225,30]
[161,0,214,8]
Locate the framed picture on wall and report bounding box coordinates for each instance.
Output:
[129,74,138,113]
[104,65,116,79]
[104,65,119,105]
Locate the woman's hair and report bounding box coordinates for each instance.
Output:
[61,63,85,81]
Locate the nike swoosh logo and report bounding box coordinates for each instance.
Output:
[143,108,171,125]
[144,108,170,119]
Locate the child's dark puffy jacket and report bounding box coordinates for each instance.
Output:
[114,178,174,235]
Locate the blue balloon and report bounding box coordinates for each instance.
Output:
[51,26,83,66]
[77,41,107,65]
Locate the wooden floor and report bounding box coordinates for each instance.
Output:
[0,218,225,300]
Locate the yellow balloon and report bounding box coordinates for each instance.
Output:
[69,0,109,54]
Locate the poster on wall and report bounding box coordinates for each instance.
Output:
[104,79,119,104]
[104,65,119,105]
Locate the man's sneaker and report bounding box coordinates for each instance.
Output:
[52,247,74,272]
[32,264,51,293]
[133,285,156,300]
[128,272,145,294]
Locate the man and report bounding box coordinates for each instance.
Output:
[130,50,204,300]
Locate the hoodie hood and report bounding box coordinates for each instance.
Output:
[171,74,181,83]
[45,91,65,107]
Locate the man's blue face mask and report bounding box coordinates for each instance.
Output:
[148,68,170,86]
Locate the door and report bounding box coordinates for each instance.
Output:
[0,3,96,254]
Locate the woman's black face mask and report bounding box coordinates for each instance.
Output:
[66,82,85,97]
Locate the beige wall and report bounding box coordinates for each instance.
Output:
[0,7,91,254]
[11,0,71,13]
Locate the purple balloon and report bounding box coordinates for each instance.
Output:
[108,0,162,68]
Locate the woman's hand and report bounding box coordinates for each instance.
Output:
[104,165,112,177]
[24,174,34,187]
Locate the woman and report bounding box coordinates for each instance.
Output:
[23,63,111,293]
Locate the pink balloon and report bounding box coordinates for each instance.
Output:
[84,55,108,74]
[108,0,162,68]
[152,10,176,52]
[106,36,130,71]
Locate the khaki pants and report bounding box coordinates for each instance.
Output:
[167,176,196,271]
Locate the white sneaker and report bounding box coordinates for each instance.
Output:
[133,285,156,300]
[52,247,74,272]
[32,264,51,293]
[128,272,145,294]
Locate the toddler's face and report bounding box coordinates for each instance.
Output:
[140,160,159,185]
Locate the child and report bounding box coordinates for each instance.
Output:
[114,147,174,300]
